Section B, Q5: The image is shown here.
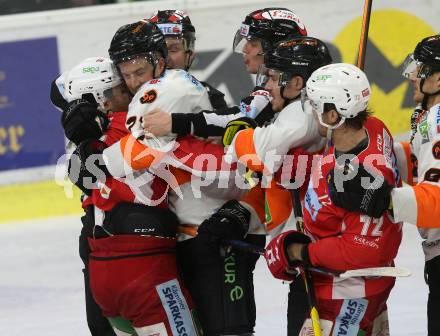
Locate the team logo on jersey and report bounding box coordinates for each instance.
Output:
[140,89,157,104]
[432,141,440,160]
[419,119,430,144]
[436,106,440,133]
[304,185,322,221]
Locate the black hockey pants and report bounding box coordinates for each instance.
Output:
[426,255,440,336]
[177,234,265,335]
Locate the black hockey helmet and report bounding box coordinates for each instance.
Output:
[414,35,440,78]
[233,8,307,55]
[260,37,332,87]
[148,10,196,52]
[108,20,168,67]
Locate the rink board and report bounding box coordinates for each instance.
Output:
[0,0,439,221]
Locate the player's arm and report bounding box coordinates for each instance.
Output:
[50,75,109,146]
[144,86,273,138]
[392,183,440,228]
[226,100,317,174]
[171,105,244,138]
[391,128,440,227]
[266,213,399,275]
[393,141,416,185]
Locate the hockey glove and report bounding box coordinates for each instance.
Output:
[222,117,258,146]
[239,87,272,119]
[197,200,250,244]
[327,163,393,218]
[264,230,311,281]
[61,99,109,145]
[67,139,109,196]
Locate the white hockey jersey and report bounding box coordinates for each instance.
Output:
[392,103,440,261]
[226,99,325,174]
[102,69,238,237]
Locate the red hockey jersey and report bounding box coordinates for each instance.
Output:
[82,111,168,211]
[303,117,403,300]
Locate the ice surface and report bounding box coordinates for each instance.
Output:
[0,216,427,335]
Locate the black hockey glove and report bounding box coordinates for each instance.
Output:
[197,200,251,244]
[67,139,109,196]
[327,163,393,218]
[239,86,272,120]
[61,99,109,145]
[222,117,258,146]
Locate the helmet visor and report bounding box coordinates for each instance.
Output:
[256,64,269,87]
[402,53,420,79]
[261,66,293,88]
[233,23,251,53]
[233,24,264,55]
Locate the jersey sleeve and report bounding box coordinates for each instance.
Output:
[171,106,244,138]
[392,113,440,228]
[393,141,415,186]
[308,212,402,271]
[226,100,320,174]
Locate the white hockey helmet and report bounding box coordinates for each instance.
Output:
[64,57,122,107]
[306,63,371,129]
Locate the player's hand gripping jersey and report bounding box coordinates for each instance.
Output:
[392,103,440,228]
[303,117,402,300]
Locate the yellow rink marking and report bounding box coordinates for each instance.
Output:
[0,180,83,223]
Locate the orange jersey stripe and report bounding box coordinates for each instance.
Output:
[414,183,440,228]
[241,185,266,224]
[264,181,293,232]
[234,129,266,172]
[120,134,168,171]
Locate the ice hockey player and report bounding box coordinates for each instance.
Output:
[64,23,204,336]
[335,35,440,336]
[148,9,227,110]
[101,16,262,335]
[222,36,332,335]
[131,9,309,335]
[51,56,131,336]
[398,35,440,335]
[265,63,403,335]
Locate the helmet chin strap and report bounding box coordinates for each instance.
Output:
[420,77,440,110]
[317,113,346,148]
[185,50,193,71]
[280,86,300,108]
